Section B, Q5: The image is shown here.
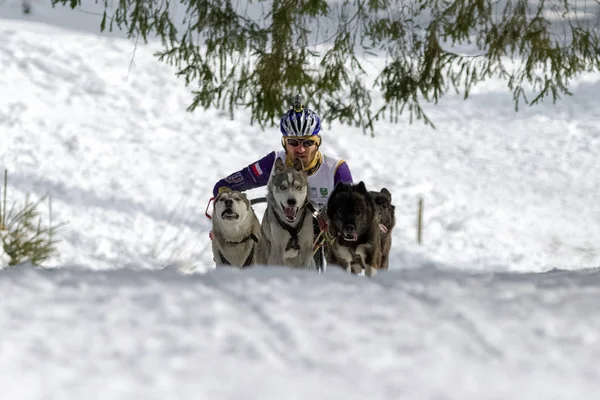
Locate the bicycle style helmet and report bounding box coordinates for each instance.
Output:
[279,95,322,137]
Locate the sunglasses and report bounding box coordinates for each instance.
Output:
[286,138,316,148]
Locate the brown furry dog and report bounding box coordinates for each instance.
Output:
[370,188,395,270]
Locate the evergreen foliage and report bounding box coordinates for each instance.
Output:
[0,170,65,268]
[54,0,600,133]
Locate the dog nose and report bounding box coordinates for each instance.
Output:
[343,224,355,233]
[224,199,233,207]
[287,198,297,206]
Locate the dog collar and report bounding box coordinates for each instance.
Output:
[272,201,309,251]
[225,233,259,245]
[219,243,256,267]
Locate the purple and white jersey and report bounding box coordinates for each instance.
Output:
[212,151,353,208]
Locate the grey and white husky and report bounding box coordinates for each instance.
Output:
[256,158,316,269]
[211,189,261,268]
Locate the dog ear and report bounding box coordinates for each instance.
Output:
[275,157,286,171]
[354,181,368,194]
[380,187,392,201]
[293,157,304,171]
[373,194,386,206]
[333,181,350,193]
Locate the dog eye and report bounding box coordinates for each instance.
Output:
[355,209,362,215]
[279,185,286,190]
[337,209,344,215]
[295,185,302,191]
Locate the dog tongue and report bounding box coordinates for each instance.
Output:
[284,207,297,219]
[379,223,388,234]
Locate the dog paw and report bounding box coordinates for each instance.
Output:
[284,248,300,258]
[365,266,378,277]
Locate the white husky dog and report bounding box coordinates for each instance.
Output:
[211,189,261,268]
[256,158,316,269]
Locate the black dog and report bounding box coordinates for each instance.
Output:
[325,181,381,276]
[370,188,395,270]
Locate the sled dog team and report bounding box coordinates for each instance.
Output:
[211,157,395,276]
[210,95,395,276]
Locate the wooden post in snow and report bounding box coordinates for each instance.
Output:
[417,198,423,245]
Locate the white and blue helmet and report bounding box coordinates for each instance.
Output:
[279,96,322,137]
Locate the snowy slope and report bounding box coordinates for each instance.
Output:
[1,13,598,272]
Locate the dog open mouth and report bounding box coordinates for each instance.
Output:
[221,208,240,220]
[342,232,358,241]
[281,203,299,222]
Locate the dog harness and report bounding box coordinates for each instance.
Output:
[271,202,312,252]
[218,233,259,268]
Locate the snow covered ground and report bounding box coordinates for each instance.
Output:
[0,1,599,399]
[2,266,600,400]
